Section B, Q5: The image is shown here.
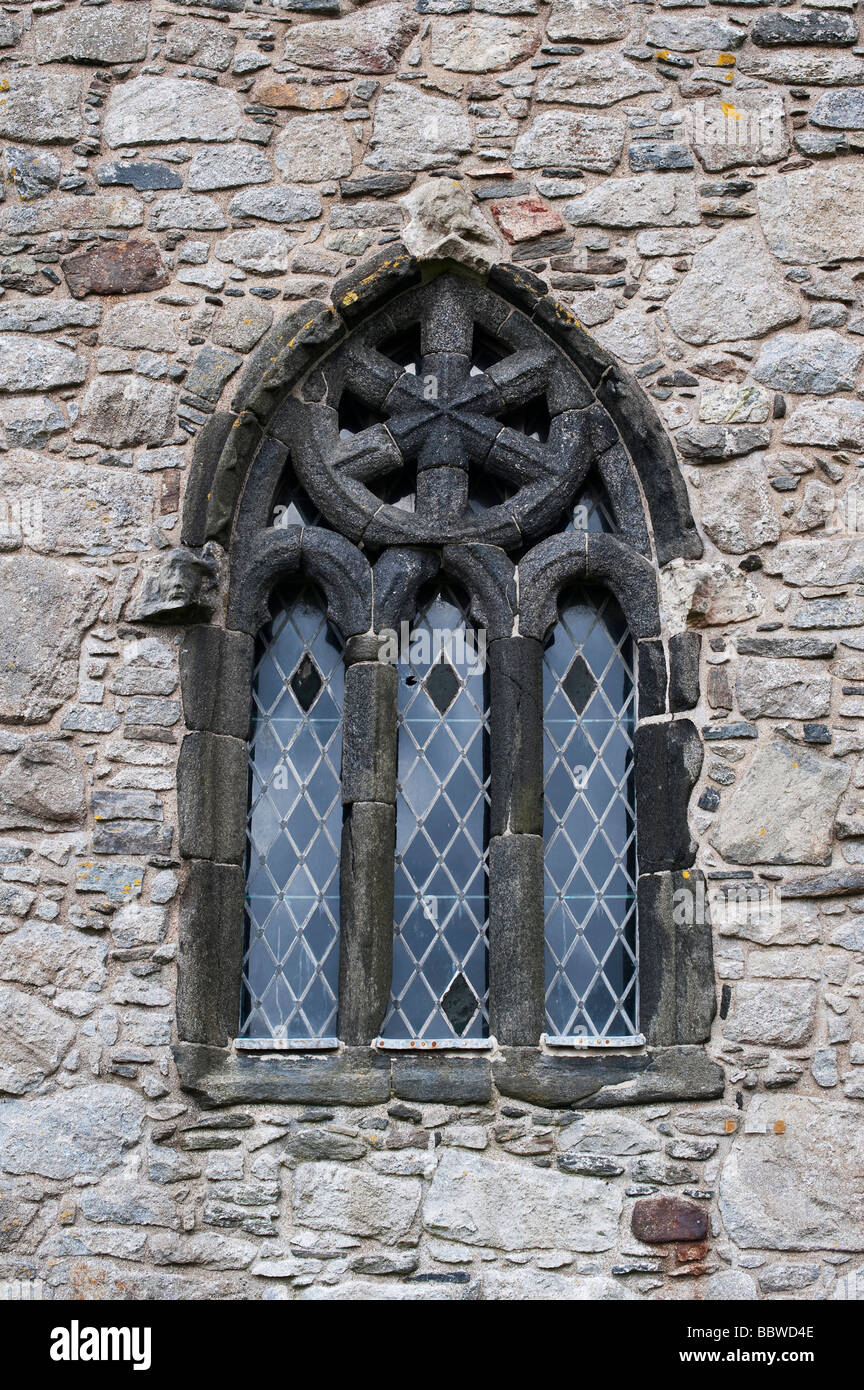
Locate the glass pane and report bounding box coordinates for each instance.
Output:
[380,584,490,1041]
[239,581,344,1041]
[543,584,637,1040]
[568,478,616,535]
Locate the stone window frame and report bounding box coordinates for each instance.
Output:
[170,250,723,1110]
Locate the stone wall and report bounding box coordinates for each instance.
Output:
[1,0,864,1303]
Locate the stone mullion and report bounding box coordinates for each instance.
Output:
[488,635,546,1047]
[337,636,397,1045]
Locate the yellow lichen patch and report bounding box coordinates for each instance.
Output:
[774,1120,786,1135]
[655,49,670,61]
[720,102,742,121]
[717,52,736,66]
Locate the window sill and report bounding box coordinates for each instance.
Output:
[372,1037,495,1052]
[234,1037,339,1052]
[174,1040,724,1110]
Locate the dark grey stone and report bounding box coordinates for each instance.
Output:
[338,803,395,1045]
[177,861,245,1047]
[752,10,858,45]
[173,1043,392,1107]
[489,639,543,837]
[595,442,652,558]
[638,639,667,718]
[181,411,236,549]
[441,545,516,643]
[177,732,248,865]
[226,524,302,634]
[180,626,254,740]
[205,410,263,546]
[811,89,864,131]
[638,870,716,1047]
[668,631,701,712]
[186,346,243,405]
[736,636,836,659]
[634,720,702,873]
[676,425,771,461]
[340,173,415,199]
[332,244,421,324]
[488,835,545,1046]
[342,662,397,804]
[372,547,440,632]
[232,303,345,425]
[492,1046,725,1109]
[97,161,183,191]
[781,868,864,899]
[703,722,757,740]
[391,1054,492,1105]
[629,142,694,172]
[93,821,174,855]
[92,790,162,822]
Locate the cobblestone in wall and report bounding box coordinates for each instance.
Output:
[0,0,864,1303]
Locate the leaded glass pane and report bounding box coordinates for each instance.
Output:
[239,581,344,1041]
[380,585,490,1041]
[543,585,638,1040]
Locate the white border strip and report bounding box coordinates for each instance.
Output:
[542,1033,646,1049]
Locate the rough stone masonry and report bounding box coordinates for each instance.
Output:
[1,0,864,1304]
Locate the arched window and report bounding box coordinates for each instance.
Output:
[380,582,490,1045]
[543,585,638,1045]
[239,581,344,1046]
[174,254,717,1110]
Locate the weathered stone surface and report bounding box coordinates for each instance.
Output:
[0,70,83,144]
[0,395,65,449]
[4,145,61,201]
[2,193,144,236]
[0,335,86,393]
[0,928,103,995]
[753,329,863,394]
[150,194,226,232]
[0,299,100,334]
[782,398,864,449]
[513,111,625,174]
[567,173,699,229]
[401,179,502,273]
[751,9,858,46]
[666,225,801,346]
[274,116,352,183]
[646,14,745,50]
[561,1112,660,1156]
[684,92,789,172]
[547,0,629,43]
[61,240,169,299]
[0,450,152,556]
[720,1096,864,1251]
[0,555,105,722]
[0,1083,146,1179]
[294,1162,421,1243]
[661,559,763,629]
[214,229,296,274]
[424,1148,622,1251]
[0,740,84,827]
[593,306,658,364]
[211,300,274,353]
[724,981,817,1046]
[738,52,864,86]
[811,88,864,131]
[763,537,864,586]
[429,15,538,71]
[164,18,236,71]
[699,385,770,425]
[31,4,149,64]
[490,195,563,245]
[76,376,176,448]
[698,461,780,555]
[369,87,473,170]
[104,77,244,148]
[97,161,183,193]
[631,1196,708,1244]
[254,81,350,111]
[758,166,864,264]
[283,5,418,73]
[187,146,273,192]
[0,984,76,1094]
[99,303,178,353]
[709,741,850,865]
[536,54,662,107]
[228,186,321,223]
[736,658,831,719]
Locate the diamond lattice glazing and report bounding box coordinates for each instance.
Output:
[380,586,491,1041]
[543,584,638,1040]
[239,582,344,1041]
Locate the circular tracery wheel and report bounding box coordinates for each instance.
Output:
[290,275,607,551]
